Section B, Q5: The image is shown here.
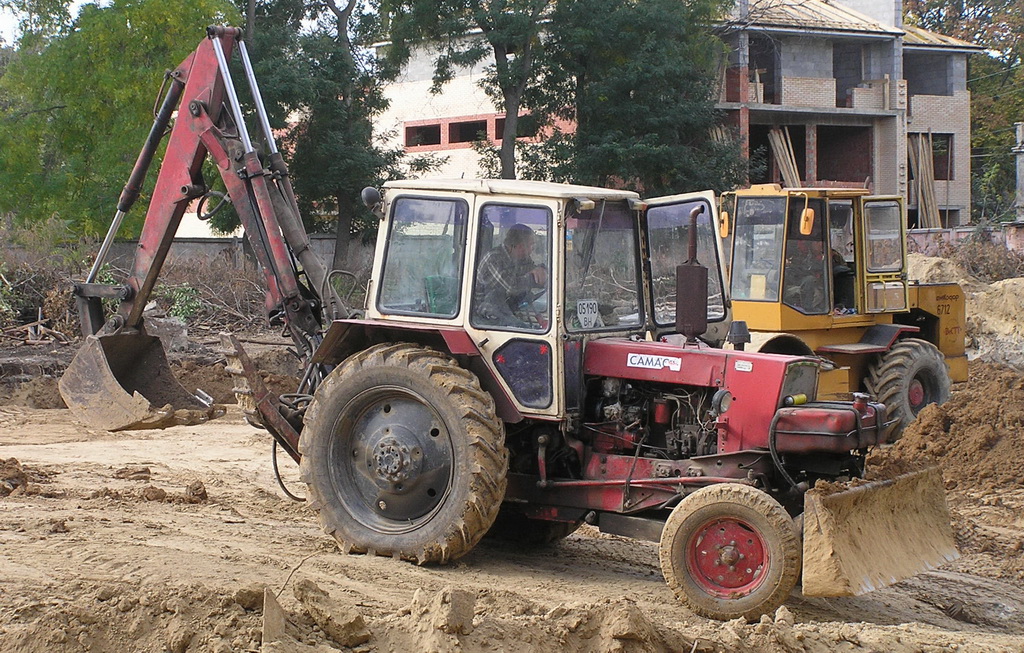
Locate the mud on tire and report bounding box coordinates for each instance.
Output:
[865,338,951,441]
[300,343,508,564]
[659,483,801,622]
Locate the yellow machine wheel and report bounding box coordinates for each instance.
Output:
[865,338,951,441]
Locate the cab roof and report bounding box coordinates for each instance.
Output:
[383,178,641,201]
[734,184,872,199]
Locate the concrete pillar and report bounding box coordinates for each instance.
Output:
[1015,122,1024,221]
[737,1,751,169]
[805,125,817,183]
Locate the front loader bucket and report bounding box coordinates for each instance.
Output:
[59,333,224,431]
[801,468,958,597]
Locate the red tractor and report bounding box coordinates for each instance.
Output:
[60,28,956,622]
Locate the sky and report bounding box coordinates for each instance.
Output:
[0,2,95,46]
[1,8,17,44]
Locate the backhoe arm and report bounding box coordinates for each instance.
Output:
[75,27,345,355]
[63,27,338,439]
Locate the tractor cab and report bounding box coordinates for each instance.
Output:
[720,185,909,331]
[356,179,729,419]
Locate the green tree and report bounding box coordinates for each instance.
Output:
[0,0,73,42]
[0,0,240,235]
[288,0,406,247]
[223,0,440,265]
[385,0,551,179]
[536,0,743,195]
[967,56,1024,222]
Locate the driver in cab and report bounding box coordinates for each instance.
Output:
[474,223,546,329]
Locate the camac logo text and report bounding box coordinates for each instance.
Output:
[626,353,682,372]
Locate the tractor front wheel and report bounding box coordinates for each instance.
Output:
[300,343,507,564]
[659,484,801,621]
[865,338,951,441]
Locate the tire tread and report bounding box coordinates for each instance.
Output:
[864,338,951,440]
[659,484,801,621]
[300,342,507,564]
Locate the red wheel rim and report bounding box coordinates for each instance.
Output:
[908,378,926,409]
[686,517,768,598]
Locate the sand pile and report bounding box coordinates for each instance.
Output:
[0,581,265,653]
[908,253,1024,369]
[907,253,981,291]
[870,362,1024,491]
[966,278,1024,366]
[868,362,1024,582]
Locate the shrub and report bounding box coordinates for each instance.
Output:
[0,217,272,337]
[938,238,1024,283]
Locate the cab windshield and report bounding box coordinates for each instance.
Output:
[564,200,643,331]
[730,195,831,315]
[730,196,786,302]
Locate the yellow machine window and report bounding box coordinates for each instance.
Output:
[864,201,903,273]
[730,197,785,302]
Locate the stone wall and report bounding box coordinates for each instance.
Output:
[104,235,375,279]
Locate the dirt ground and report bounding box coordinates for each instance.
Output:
[3,395,1024,653]
[2,257,1024,652]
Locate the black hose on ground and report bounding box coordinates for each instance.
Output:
[272,441,305,502]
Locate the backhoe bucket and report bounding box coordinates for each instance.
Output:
[801,468,958,597]
[59,333,224,431]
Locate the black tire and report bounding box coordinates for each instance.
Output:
[299,343,507,564]
[865,338,951,441]
[486,504,582,545]
[659,484,801,622]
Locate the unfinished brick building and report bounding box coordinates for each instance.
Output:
[721,0,982,226]
[378,0,981,225]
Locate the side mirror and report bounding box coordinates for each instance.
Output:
[799,208,815,236]
[719,211,730,239]
[361,186,384,219]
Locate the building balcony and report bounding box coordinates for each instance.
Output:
[719,68,904,114]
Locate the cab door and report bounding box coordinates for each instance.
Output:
[856,196,908,314]
[643,191,731,344]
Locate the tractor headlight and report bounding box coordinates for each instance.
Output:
[780,361,818,408]
[711,389,733,415]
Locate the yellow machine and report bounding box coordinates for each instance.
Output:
[719,185,967,439]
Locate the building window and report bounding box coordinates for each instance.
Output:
[494,115,536,141]
[932,134,953,180]
[449,120,488,143]
[909,133,954,182]
[905,52,952,97]
[405,124,441,147]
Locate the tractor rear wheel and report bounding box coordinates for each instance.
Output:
[300,343,507,564]
[659,484,801,621]
[865,338,951,441]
